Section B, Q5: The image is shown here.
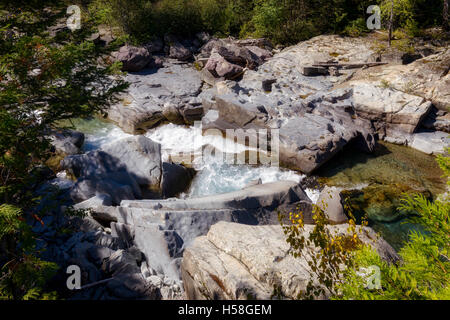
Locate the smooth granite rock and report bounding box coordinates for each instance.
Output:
[181,221,399,300]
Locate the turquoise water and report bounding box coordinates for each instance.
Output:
[316,141,447,250]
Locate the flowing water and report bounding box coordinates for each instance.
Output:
[69,117,447,250]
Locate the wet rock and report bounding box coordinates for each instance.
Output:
[180,103,204,124]
[62,135,162,204]
[102,249,141,275]
[244,178,262,188]
[140,260,156,278]
[162,102,184,124]
[95,232,124,250]
[111,222,135,248]
[161,162,196,198]
[147,275,163,288]
[87,246,115,266]
[122,180,310,213]
[77,216,105,233]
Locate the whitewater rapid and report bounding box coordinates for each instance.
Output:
[73,118,319,201]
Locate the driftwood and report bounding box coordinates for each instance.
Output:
[312,62,388,69]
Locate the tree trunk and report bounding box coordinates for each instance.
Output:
[444,0,449,31]
[388,0,394,47]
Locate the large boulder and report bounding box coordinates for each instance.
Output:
[214,44,262,69]
[160,162,196,198]
[348,81,433,136]
[169,41,192,61]
[316,186,348,224]
[112,45,152,72]
[201,38,272,81]
[101,136,162,190]
[409,130,450,155]
[202,88,376,174]
[61,136,162,204]
[205,52,244,79]
[376,48,450,110]
[181,221,399,300]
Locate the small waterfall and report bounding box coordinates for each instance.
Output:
[146,123,305,197]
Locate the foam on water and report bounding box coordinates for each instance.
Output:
[146,123,255,162]
[66,118,133,151]
[71,120,306,198]
[146,123,304,197]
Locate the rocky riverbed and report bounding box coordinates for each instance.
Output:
[37,33,449,300]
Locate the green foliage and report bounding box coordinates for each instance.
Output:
[337,230,449,299]
[282,148,449,300]
[437,147,450,187]
[87,0,448,45]
[0,6,127,203]
[0,204,25,242]
[279,199,368,299]
[0,255,59,300]
[0,2,128,299]
[337,150,450,300]
[342,18,368,37]
[380,0,444,37]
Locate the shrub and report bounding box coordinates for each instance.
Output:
[343,18,368,37]
[280,148,449,300]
